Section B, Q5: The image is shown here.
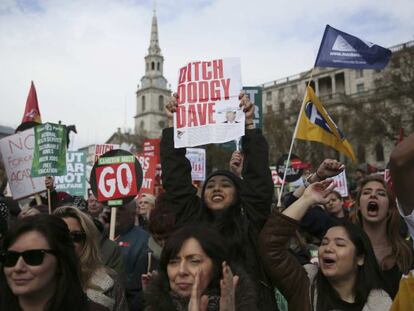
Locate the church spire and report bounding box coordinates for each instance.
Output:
[148,8,161,55]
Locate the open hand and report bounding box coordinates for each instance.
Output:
[302,179,336,206]
[316,159,344,179]
[239,92,254,124]
[219,262,239,311]
[189,269,209,311]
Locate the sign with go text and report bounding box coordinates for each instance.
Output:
[90,149,143,206]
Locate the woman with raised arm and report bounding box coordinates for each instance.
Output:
[260,180,391,311]
[161,93,275,310]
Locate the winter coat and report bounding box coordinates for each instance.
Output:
[259,210,392,311]
[87,268,129,311]
[144,267,257,311]
[160,127,276,310]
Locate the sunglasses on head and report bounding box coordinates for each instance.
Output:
[0,249,56,267]
[69,231,86,243]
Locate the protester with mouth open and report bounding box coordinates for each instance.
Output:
[355,175,413,298]
[260,179,391,311]
[161,93,275,310]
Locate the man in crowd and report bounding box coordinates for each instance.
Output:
[115,199,149,306]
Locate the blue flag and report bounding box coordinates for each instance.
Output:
[315,25,391,69]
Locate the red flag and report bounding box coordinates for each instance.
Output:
[21,81,42,124]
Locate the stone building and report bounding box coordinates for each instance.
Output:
[134,10,171,139]
[262,40,414,170]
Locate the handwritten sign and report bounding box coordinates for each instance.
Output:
[0,128,46,199]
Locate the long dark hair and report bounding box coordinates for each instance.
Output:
[313,220,383,310]
[159,223,229,293]
[200,170,246,263]
[0,215,88,311]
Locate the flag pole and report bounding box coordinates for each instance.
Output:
[277,68,315,207]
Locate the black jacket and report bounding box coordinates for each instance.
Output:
[160,127,276,311]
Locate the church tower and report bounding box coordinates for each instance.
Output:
[134,9,171,138]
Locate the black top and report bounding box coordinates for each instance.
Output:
[329,295,364,311]
[382,264,402,299]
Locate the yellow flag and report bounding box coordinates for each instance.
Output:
[295,86,356,162]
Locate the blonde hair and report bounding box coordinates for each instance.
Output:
[53,206,105,290]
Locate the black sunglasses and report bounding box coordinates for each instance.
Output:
[69,231,86,243]
[1,249,56,267]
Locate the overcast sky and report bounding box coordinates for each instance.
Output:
[1,0,413,149]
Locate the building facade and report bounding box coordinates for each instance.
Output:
[134,10,171,139]
[262,40,414,169]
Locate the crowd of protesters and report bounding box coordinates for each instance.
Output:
[1,93,414,311]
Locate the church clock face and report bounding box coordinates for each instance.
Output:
[141,77,150,88]
[156,78,165,88]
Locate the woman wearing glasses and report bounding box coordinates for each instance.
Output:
[0,214,106,310]
[54,206,128,311]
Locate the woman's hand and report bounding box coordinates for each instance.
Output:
[229,151,244,178]
[141,270,158,291]
[283,179,335,221]
[239,92,254,127]
[165,93,179,127]
[302,179,335,206]
[316,159,344,179]
[189,269,209,311]
[219,262,239,311]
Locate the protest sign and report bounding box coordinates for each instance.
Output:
[142,139,160,157]
[270,166,284,186]
[332,170,349,197]
[90,149,143,206]
[94,144,119,164]
[186,148,206,181]
[276,154,303,183]
[243,86,263,129]
[136,153,157,194]
[90,149,143,241]
[55,151,86,197]
[174,58,243,148]
[31,123,67,177]
[0,128,46,199]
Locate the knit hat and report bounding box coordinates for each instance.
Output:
[200,170,242,211]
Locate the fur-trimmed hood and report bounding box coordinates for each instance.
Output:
[144,265,258,311]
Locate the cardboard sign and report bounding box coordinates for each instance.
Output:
[276,154,303,183]
[31,123,67,177]
[0,128,46,199]
[136,153,157,194]
[174,58,243,148]
[332,170,349,197]
[186,148,206,181]
[90,150,143,206]
[55,151,86,197]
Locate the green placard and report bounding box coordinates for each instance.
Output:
[55,151,86,197]
[31,123,67,177]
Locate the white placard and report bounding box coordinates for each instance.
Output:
[0,128,46,199]
[332,170,349,197]
[186,148,206,181]
[174,58,244,148]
